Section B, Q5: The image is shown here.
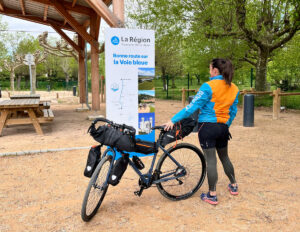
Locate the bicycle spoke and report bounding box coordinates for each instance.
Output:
[158,146,204,198]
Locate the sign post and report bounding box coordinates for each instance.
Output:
[24,54,35,95]
[105,29,155,157]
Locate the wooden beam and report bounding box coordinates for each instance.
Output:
[50,23,84,58]
[51,0,99,49]
[85,0,124,28]
[72,0,77,7]
[0,7,74,31]
[19,0,26,16]
[82,19,90,28]
[29,0,93,15]
[113,0,124,23]
[90,14,101,111]
[78,35,86,104]
[0,0,5,11]
[43,5,48,21]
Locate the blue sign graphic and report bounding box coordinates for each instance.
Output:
[111,36,120,45]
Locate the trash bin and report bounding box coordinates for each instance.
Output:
[73,86,77,96]
[188,95,200,132]
[243,94,254,127]
[47,85,51,92]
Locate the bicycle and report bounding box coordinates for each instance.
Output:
[81,118,206,222]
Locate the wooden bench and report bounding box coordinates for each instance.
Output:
[42,109,54,121]
[40,101,51,109]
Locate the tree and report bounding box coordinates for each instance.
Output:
[130,0,300,90]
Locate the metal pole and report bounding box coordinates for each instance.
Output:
[85,42,91,110]
[250,68,253,88]
[29,64,33,95]
[187,73,190,97]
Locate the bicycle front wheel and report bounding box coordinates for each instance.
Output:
[81,155,112,222]
[156,143,206,201]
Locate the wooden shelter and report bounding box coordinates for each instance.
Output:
[0,0,125,111]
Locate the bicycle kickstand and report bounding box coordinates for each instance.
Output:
[134,187,144,197]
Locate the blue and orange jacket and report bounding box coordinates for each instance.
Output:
[171,75,239,127]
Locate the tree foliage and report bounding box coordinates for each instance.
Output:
[130,0,300,90]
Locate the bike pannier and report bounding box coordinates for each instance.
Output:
[135,139,157,154]
[108,155,129,186]
[161,118,197,147]
[84,145,102,178]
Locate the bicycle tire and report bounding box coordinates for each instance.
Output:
[81,155,112,222]
[156,143,206,201]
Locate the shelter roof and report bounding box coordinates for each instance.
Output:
[0,0,112,31]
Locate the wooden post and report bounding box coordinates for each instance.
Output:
[78,34,86,104]
[182,88,186,107]
[113,0,125,23]
[56,93,59,99]
[104,84,106,103]
[273,88,280,120]
[90,15,101,111]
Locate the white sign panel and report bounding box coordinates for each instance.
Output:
[24,54,35,66]
[105,29,155,132]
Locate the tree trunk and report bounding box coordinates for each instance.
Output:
[31,65,37,94]
[10,70,15,91]
[17,75,21,90]
[65,73,70,89]
[171,76,176,88]
[255,48,269,91]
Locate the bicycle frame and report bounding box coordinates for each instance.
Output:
[102,143,186,188]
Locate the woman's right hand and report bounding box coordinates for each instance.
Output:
[164,121,174,131]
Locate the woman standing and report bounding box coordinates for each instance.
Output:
[164,58,239,205]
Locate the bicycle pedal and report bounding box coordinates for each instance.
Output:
[134,188,144,197]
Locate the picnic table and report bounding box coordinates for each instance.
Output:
[9,94,51,109]
[10,94,41,99]
[0,99,54,136]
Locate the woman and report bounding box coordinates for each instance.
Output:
[164,58,239,205]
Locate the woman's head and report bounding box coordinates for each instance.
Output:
[210,58,234,85]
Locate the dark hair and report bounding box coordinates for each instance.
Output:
[211,58,234,86]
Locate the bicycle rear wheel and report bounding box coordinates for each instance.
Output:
[81,155,112,221]
[156,143,206,201]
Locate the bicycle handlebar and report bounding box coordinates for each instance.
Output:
[151,125,165,130]
[92,117,136,134]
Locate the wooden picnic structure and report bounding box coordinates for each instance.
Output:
[0,98,54,135]
[0,0,125,111]
[182,87,300,120]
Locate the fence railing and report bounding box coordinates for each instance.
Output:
[181,88,300,119]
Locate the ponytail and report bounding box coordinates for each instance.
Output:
[211,58,234,86]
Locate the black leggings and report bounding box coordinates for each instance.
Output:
[198,123,236,191]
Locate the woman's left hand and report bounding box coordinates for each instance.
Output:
[164,120,174,131]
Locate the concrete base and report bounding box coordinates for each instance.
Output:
[87,115,105,121]
[75,107,90,112]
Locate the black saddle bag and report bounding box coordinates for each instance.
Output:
[161,118,197,147]
[84,145,102,178]
[108,155,129,186]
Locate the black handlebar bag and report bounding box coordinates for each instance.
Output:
[161,118,197,147]
[88,124,136,152]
